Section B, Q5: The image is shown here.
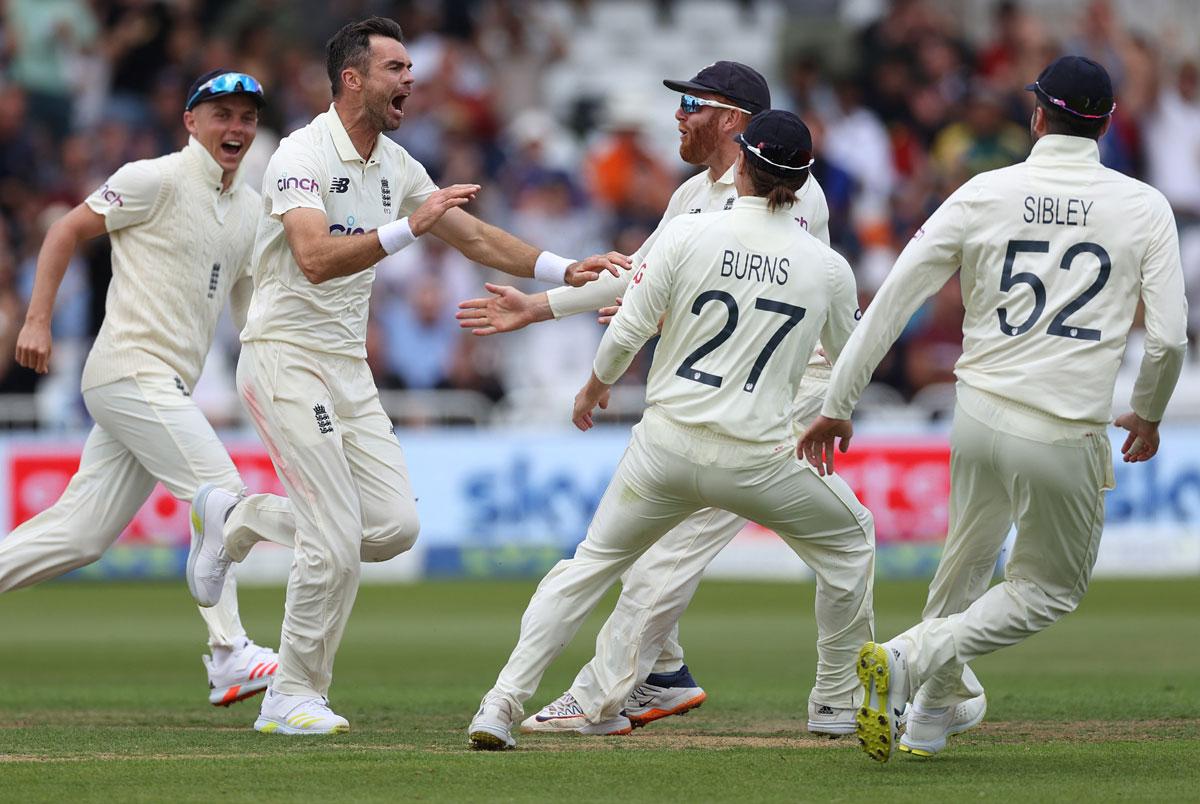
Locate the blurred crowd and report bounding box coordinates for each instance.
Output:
[0,0,1197,428]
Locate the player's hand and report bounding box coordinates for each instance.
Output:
[410,184,480,236]
[572,374,611,431]
[563,251,630,287]
[597,297,622,325]
[456,284,550,336]
[1114,411,1160,463]
[15,318,53,374]
[797,415,854,476]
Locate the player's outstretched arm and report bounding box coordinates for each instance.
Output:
[285,185,479,284]
[456,285,553,336]
[1114,411,1161,463]
[797,415,853,476]
[430,207,627,287]
[16,203,107,374]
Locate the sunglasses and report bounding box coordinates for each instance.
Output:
[1033,81,1115,119]
[736,135,815,172]
[679,94,751,115]
[187,72,264,111]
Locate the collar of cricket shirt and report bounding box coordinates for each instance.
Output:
[715,159,738,187]
[325,103,383,167]
[732,196,771,211]
[185,136,242,195]
[1029,134,1101,166]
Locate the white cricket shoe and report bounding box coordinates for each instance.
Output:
[204,637,278,706]
[622,680,707,727]
[254,689,349,735]
[520,692,633,735]
[855,640,911,762]
[898,693,988,757]
[186,484,239,607]
[469,694,518,750]
[807,701,857,737]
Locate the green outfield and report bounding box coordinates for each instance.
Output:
[0,577,1197,802]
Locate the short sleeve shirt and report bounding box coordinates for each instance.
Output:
[85,158,164,232]
[241,104,438,357]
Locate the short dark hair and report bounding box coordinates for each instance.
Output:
[1037,97,1106,140]
[326,16,404,98]
[744,158,809,212]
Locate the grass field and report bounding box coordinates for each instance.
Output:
[0,577,1197,802]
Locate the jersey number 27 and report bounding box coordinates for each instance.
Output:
[676,290,806,393]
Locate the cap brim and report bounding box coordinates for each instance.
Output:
[663,78,716,96]
[1024,82,1038,92]
[189,91,267,112]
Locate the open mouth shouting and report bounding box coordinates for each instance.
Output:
[220,139,244,157]
[390,91,409,117]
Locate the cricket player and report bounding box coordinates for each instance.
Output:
[800,56,1188,762]
[459,64,897,738]
[469,111,875,751]
[0,70,298,707]
[185,17,622,736]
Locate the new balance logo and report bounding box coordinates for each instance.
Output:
[174,376,190,397]
[723,197,735,210]
[313,404,334,434]
[688,207,702,214]
[330,177,350,193]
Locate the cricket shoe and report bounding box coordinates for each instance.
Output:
[254,689,349,735]
[186,484,239,607]
[855,640,911,763]
[622,664,707,727]
[469,694,518,750]
[807,701,857,737]
[204,637,278,706]
[520,692,633,735]
[897,693,987,757]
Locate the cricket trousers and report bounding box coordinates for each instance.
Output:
[236,340,419,699]
[571,384,870,718]
[0,372,293,647]
[896,385,1114,708]
[488,407,875,719]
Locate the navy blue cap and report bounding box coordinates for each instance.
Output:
[664,61,770,115]
[735,110,814,177]
[1025,56,1115,119]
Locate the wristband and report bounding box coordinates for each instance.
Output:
[534,251,574,284]
[377,217,417,255]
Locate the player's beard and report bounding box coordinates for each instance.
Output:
[366,85,402,133]
[679,115,721,165]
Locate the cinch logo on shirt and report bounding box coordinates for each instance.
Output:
[278,175,320,193]
[329,215,365,236]
[330,177,350,193]
[98,184,123,207]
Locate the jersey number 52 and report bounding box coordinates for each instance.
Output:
[997,239,1111,341]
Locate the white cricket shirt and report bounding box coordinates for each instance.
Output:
[595,196,858,447]
[823,134,1188,426]
[241,104,438,357]
[547,160,831,318]
[82,138,259,391]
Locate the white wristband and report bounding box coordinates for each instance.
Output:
[534,251,574,284]
[377,217,417,255]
